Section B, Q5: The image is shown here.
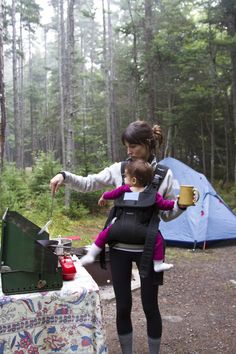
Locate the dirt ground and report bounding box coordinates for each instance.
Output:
[99,245,236,354]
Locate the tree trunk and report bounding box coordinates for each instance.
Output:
[107,0,118,161]
[210,97,215,183]
[12,0,21,168]
[144,0,156,123]
[200,117,206,176]
[28,29,37,162]
[44,26,52,152]
[220,0,236,184]
[231,48,236,185]
[66,0,75,171]
[164,97,173,158]
[19,8,24,168]
[102,0,112,161]
[207,11,217,183]
[0,0,6,171]
[58,0,66,167]
[127,0,139,120]
[64,0,75,206]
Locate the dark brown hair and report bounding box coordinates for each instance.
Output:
[125,159,154,186]
[121,121,163,152]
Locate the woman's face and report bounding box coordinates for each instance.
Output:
[124,141,150,161]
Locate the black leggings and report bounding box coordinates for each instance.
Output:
[109,248,162,339]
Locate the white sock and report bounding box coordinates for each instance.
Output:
[80,243,101,266]
[153,260,173,272]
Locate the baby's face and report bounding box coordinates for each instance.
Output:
[124,171,133,186]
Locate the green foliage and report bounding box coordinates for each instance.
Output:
[0,154,107,241]
[0,153,63,234]
[29,152,62,195]
[214,182,236,212]
[74,122,110,176]
[0,164,30,215]
[62,201,90,220]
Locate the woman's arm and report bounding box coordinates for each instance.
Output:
[158,169,186,221]
[50,162,123,194]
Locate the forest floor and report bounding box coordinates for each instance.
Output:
[98,245,236,354]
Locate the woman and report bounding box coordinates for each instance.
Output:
[50,121,187,354]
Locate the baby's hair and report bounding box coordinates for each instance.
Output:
[125,159,154,186]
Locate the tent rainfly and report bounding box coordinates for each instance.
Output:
[159,157,236,248]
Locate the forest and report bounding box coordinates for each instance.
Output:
[0,0,236,234]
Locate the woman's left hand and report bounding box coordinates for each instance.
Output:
[177,188,200,209]
[193,187,200,204]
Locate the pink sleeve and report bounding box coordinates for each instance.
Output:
[103,185,131,200]
[155,192,175,210]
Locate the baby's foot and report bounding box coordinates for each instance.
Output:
[154,261,173,272]
[80,254,95,266]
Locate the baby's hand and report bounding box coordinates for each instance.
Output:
[98,196,106,207]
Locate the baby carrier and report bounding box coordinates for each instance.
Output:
[103,161,169,278]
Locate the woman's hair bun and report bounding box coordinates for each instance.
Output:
[152,124,163,146]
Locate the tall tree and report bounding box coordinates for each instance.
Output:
[43,25,51,152]
[12,0,21,167]
[18,2,24,168]
[22,0,41,163]
[220,0,236,184]
[127,0,140,120]
[65,0,75,172]
[0,0,6,170]
[58,0,66,167]
[64,0,75,206]
[102,0,111,160]
[144,0,156,123]
[102,0,118,161]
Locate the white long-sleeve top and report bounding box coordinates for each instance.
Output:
[63,158,184,222]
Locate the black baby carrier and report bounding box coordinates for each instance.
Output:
[102,161,168,278]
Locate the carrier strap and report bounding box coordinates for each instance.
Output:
[139,211,160,278]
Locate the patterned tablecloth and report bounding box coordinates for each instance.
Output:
[0,261,107,354]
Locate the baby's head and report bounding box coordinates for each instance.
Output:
[124,159,154,187]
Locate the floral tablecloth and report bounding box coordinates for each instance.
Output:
[0,262,107,354]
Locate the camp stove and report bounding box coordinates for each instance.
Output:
[46,236,77,281]
[0,210,63,295]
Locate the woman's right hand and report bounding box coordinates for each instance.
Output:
[50,173,64,196]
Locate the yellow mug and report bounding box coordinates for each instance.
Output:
[179,185,200,206]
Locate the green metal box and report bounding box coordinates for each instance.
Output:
[0,210,63,295]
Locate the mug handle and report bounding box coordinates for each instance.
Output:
[193,188,200,204]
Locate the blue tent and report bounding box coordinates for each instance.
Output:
[159,157,236,248]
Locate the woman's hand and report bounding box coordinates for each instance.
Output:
[193,188,200,204]
[50,173,64,196]
[177,188,199,209]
